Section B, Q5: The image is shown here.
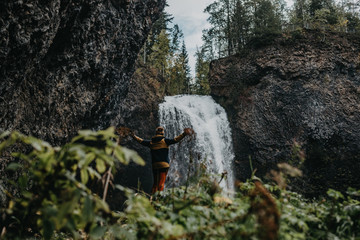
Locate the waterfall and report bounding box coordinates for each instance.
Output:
[159,95,235,192]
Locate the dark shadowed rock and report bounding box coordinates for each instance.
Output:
[0,0,165,144]
[0,0,166,209]
[209,30,360,195]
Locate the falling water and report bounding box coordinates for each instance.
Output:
[159,95,235,192]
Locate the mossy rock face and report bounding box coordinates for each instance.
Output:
[209,30,360,195]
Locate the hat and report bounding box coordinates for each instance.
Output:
[156,126,164,135]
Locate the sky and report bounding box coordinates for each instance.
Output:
[165,0,214,77]
[165,0,294,77]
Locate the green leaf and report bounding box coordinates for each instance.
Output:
[22,191,34,199]
[0,132,17,152]
[0,140,10,153]
[18,175,28,190]
[6,162,22,171]
[69,145,86,160]
[87,166,102,180]
[82,196,94,223]
[121,147,145,166]
[82,135,98,142]
[85,152,96,165]
[97,127,116,139]
[95,159,106,173]
[114,147,126,164]
[23,136,44,151]
[80,168,89,184]
[346,187,360,197]
[89,225,107,239]
[94,198,110,213]
[344,204,360,217]
[109,225,136,240]
[0,130,10,139]
[78,152,95,168]
[42,219,55,240]
[327,189,344,200]
[78,129,94,137]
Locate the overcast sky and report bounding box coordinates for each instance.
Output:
[165,0,214,77]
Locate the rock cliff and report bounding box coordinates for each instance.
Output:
[0,0,165,144]
[0,0,166,208]
[209,30,360,194]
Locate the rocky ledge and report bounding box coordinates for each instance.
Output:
[209,30,360,195]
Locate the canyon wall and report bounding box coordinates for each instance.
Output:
[0,0,165,144]
[209,30,360,194]
[0,0,166,208]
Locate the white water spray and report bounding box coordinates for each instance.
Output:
[159,95,235,192]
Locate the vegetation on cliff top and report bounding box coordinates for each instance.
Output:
[201,0,360,59]
[134,0,360,97]
[1,129,359,239]
[134,0,360,99]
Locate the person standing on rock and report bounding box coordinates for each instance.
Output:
[131,126,192,194]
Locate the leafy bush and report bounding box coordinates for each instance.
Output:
[1,129,359,239]
[118,178,360,240]
[0,128,143,239]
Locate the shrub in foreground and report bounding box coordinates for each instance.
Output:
[0,129,359,239]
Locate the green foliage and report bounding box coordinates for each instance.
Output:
[279,188,360,240]
[167,40,192,95]
[1,131,360,239]
[149,29,171,75]
[118,178,360,240]
[0,128,143,239]
[193,47,211,95]
[120,179,255,239]
[202,0,284,58]
[139,12,193,96]
[140,12,174,64]
[201,0,360,60]
[289,0,360,32]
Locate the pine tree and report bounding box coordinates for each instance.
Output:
[252,0,282,38]
[204,0,239,58]
[170,24,183,55]
[162,24,192,95]
[179,40,192,94]
[194,47,210,95]
[149,29,170,75]
[231,0,249,51]
[340,0,360,32]
[291,0,310,28]
[202,0,283,57]
[141,12,173,64]
[137,12,193,96]
[309,0,326,16]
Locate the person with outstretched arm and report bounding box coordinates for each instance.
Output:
[131,126,191,194]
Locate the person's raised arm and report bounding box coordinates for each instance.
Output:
[131,131,151,147]
[165,128,191,145]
